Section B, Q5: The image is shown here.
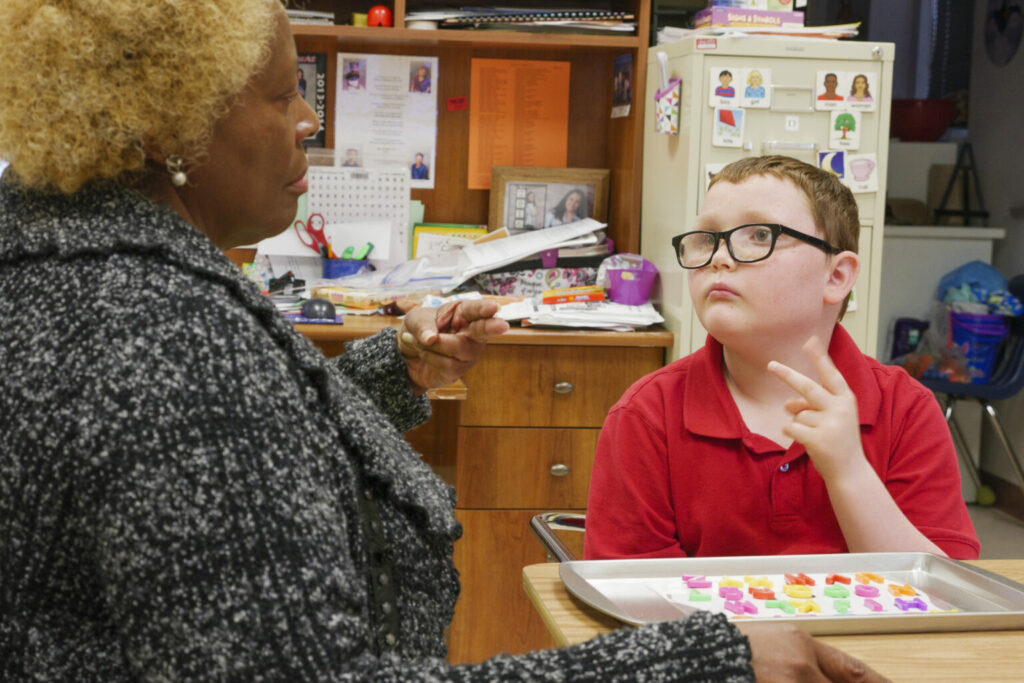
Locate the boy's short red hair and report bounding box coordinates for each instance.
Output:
[708,155,860,317]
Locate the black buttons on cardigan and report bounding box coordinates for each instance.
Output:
[357,477,401,654]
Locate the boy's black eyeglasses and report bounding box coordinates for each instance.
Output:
[671,223,842,269]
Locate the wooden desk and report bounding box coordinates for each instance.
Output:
[522,560,1024,681]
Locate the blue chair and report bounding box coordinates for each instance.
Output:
[919,274,1024,505]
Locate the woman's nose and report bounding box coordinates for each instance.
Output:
[296,97,319,141]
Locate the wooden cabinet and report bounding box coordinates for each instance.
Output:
[448,330,669,663]
[290,0,652,254]
[299,320,671,663]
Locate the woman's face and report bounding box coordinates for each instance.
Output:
[565,191,582,215]
[854,76,867,94]
[750,73,761,87]
[176,7,318,248]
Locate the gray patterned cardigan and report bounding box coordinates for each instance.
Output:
[0,174,753,681]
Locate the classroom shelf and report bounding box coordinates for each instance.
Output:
[293,25,643,50]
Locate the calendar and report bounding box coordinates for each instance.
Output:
[306,166,410,269]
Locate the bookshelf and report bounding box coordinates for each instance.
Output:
[292,0,651,255]
[291,0,653,666]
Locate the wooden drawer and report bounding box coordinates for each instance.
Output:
[460,345,662,427]
[455,427,598,509]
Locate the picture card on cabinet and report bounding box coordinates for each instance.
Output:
[708,67,741,108]
[845,154,878,193]
[829,110,861,150]
[741,67,772,108]
[817,150,846,179]
[713,108,745,147]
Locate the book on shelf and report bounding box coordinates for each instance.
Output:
[694,7,805,28]
[457,20,637,35]
[708,0,807,8]
[286,9,334,25]
[658,21,859,43]
[440,9,635,26]
[298,52,327,148]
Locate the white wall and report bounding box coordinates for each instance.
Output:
[969,0,1024,486]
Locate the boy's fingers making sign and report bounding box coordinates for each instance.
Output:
[767,337,863,482]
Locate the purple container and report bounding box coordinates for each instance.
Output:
[607,257,658,305]
[950,311,1009,384]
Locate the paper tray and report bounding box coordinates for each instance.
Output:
[559,553,1024,635]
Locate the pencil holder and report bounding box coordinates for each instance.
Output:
[654,79,682,135]
[322,258,365,279]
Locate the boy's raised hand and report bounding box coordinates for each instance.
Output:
[767,337,864,482]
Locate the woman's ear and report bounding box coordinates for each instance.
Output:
[824,250,860,306]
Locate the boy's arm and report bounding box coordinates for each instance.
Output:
[767,338,957,557]
[583,403,685,559]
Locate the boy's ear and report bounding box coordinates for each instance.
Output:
[823,250,860,306]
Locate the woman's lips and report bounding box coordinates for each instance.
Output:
[287,173,308,194]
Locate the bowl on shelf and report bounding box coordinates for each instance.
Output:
[890,99,958,142]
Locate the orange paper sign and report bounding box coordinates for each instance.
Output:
[467,58,570,189]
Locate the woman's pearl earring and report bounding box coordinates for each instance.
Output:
[166,155,187,187]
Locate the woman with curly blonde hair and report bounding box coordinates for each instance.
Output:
[0,2,880,681]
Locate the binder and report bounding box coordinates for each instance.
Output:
[440,10,635,27]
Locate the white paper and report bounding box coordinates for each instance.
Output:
[323,220,391,260]
[460,219,605,271]
[335,53,438,189]
[256,223,318,257]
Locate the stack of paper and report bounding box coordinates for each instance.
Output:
[658,22,859,43]
[286,9,334,25]
[498,299,665,332]
[378,218,606,292]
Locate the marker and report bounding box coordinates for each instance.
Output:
[354,242,374,260]
[341,246,354,259]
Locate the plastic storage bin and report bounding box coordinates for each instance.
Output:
[606,255,658,305]
[950,311,1009,384]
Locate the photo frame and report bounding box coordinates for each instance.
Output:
[411,223,487,258]
[489,166,610,234]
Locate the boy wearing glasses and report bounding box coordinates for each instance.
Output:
[585,156,979,560]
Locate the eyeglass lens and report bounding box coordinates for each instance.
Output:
[678,224,776,267]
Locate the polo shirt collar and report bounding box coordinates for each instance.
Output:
[683,325,881,439]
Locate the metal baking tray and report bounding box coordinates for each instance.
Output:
[559,553,1024,635]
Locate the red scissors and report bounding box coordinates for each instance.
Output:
[294,212,329,256]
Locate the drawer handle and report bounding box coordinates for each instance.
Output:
[553,381,574,395]
[550,463,571,477]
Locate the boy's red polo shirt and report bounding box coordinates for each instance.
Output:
[584,325,980,560]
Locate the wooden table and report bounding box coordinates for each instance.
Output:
[522,560,1024,682]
